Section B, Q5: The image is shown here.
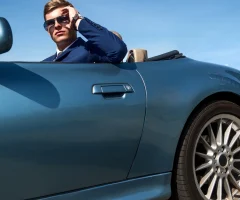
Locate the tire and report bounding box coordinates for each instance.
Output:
[172,100,240,200]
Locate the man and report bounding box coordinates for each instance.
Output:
[42,0,127,63]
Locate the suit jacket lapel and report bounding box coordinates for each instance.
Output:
[54,49,71,61]
[54,38,84,62]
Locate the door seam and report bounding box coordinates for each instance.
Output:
[126,69,148,178]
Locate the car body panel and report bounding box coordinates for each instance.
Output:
[0,62,146,199]
[0,56,239,200]
[42,173,171,200]
[128,58,240,178]
[2,13,240,200]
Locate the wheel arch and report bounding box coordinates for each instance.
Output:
[183,91,240,125]
[171,91,240,192]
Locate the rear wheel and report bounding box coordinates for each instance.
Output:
[173,100,240,200]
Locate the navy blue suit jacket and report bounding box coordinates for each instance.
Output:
[42,17,127,63]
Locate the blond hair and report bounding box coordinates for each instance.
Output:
[44,0,74,20]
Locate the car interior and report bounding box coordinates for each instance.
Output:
[111,30,185,63]
[112,31,185,63]
[125,48,185,63]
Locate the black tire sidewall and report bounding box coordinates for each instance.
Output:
[182,101,240,200]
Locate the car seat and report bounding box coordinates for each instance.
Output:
[126,49,148,63]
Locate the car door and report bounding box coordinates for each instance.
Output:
[0,62,146,200]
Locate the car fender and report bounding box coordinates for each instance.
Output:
[127,58,240,178]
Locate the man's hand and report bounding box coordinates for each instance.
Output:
[61,6,82,30]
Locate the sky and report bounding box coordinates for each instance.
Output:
[1,0,240,69]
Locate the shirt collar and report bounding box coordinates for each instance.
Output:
[56,39,78,56]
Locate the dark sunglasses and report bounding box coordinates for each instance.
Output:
[43,15,70,31]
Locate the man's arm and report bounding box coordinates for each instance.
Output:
[77,17,127,63]
[67,7,127,63]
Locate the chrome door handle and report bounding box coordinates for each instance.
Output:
[92,84,134,94]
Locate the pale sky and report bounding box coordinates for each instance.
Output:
[1,0,240,69]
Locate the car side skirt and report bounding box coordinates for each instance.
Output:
[40,172,171,200]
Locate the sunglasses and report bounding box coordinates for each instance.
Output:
[43,15,70,31]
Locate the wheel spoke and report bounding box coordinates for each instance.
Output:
[229,130,240,149]
[200,136,213,152]
[233,146,240,155]
[232,189,240,200]
[196,152,212,160]
[193,115,240,200]
[217,177,222,200]
[229,173,240,190]
[224,178,233,200]
[232,167,240,175]
[232,188,239,198]
[196,161,212,172]
[216,119,223,146]
[233,189,240,199]
[199,168,214,188]
[208,124,217,149]
[224,122,233,145]
[206,174,217,199]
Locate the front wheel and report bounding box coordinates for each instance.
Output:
[173,100,240,200]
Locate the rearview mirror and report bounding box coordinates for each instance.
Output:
[0,17,13,54]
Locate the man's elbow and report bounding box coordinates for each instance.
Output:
[110,42,128,63]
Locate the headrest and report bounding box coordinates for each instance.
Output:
[126,49,148,63]
[111,31,123,40]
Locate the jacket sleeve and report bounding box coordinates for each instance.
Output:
[77,17,128,63]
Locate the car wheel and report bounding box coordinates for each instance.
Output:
[173,100,240,200]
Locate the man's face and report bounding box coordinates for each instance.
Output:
[45,7,76,44]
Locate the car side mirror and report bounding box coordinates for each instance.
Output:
[0,17,13,54]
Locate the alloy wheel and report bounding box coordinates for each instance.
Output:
[194,114,240,200]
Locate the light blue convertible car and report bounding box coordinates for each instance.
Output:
[1,17,240,200]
